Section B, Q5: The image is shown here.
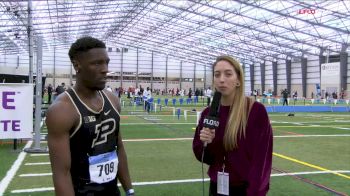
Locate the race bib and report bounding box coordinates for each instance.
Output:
[89,151,118,184]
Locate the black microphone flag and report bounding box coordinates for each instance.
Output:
[202,91,222,146]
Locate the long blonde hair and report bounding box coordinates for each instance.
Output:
[213,56,253,151]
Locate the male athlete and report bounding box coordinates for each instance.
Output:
[46,36,134,195]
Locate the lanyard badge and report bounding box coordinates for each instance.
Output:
[217,159,229,195]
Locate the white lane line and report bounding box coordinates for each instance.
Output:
[24,162,50,166]
[37,134,350,146]
[0,141,32,195]
[10,170,350,193]
[11,187,54,193]
[275,134,350,138]
[122,115,198,116]
[16,170,350,179]
[121,123,196,125]
[30,154,49,157]
[332,127,350,130]
[132,178,209,185]
[271,170,350,176]
[124,138,193,142]
[19,173,52,177]
[292,123,304,125]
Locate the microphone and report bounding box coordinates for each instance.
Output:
[202,91,222,147]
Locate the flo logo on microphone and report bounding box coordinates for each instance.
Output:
[203,116,219,129]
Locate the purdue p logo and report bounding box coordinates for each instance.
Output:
[91,118,116,147]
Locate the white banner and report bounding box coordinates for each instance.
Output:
[0,84,33,139]
[320,62,340,93]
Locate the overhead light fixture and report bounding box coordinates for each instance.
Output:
[273,58,277,62]
[287,56,292,60]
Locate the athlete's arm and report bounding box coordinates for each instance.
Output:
[105,90,134,193]
[117,131,133,193]
[46,97,77,196]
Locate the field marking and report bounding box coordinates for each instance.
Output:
[122,115,198,117]
[11,187,54,193]
[273,152,350,180]
[332,127,350,130]
[273,129,304,136]
[19,173,52,177]
[120,122,196,125]
[272,125,350,128]
[274,134,350,138]
[10,170,350,193]
[124,138,193,142]
[24,162,50,166]
[30,154,49,157]
[38,134,350,145]
[0,141,32,195]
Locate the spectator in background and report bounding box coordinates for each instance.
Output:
[106,85,112,92]
[281,88,289,106]
[143,87,152,113]
[47,84,53,104]
[188,88,192,99]
[293,91,298,105]
[55,82,66,96]
[253,89,257,100]
[205,87,212,106]
[180,89,184,97]
[195,88,200,97]
[118,87,123,98]
[340,89,345,99]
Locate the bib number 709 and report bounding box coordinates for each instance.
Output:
[97,162,115,177]
[89,151,118,184]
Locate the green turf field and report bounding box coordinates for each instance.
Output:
[0,103,349,195]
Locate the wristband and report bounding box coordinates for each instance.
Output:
[126,188,134,195]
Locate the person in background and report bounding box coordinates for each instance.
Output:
[293,91,298,105]
[106,85,112,92]
[205,87,213,106]
[47,84,53,104]
[143,87,152,113]
[193,55,273,196]
[281,89,289,106]
[188,88,192,99]
[55,82,66,96]
[46,36,134,196]
[252,90,257,100]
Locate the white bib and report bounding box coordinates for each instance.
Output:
[88,151,118,184]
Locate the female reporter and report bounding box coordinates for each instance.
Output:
[192,56,273,196]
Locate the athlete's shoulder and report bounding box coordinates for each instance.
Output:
[48,92,74,112]
[46,92,78,133]
[101,89,120,112]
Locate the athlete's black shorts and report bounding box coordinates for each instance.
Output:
[74,179,120,196]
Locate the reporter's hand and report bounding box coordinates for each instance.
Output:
[200,128,215,145]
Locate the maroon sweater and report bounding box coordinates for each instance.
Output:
[193,101,273,196]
